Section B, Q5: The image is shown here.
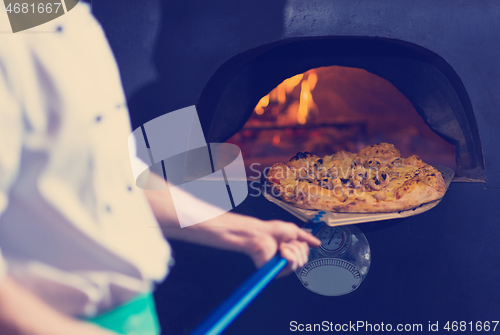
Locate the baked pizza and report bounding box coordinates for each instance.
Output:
[264,143,446,213]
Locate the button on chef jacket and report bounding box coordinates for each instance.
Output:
[0,2,173,317]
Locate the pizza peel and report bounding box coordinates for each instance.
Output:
[190,167,454,334]
[190,220,325,335]
[262,165,455,227]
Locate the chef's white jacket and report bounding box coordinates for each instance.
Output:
[0,2,174,317]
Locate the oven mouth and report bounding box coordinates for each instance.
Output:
[197,36,485,180]
[225,65,456,176]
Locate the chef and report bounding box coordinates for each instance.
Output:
[0,1,320,334]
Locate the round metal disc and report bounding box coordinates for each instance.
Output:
[297,258,362,296]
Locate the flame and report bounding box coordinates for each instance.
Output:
[284,74,304,93]
[254,74,304,115]
[254,95,269,115]
[297,72,318,124]
[307,72,317,90]
[253,70,317,125]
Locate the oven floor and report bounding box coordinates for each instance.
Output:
[154,181,500,335]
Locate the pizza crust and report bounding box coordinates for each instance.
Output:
[264,143,446,213]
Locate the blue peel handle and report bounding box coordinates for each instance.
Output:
[190,254,288,335]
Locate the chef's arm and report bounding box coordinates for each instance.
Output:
[144,173,320,276]
[0,276,117,335]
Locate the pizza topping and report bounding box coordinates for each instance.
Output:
[352,179,362,188]
[290,151,316,161]
[394,176,423,199]
[266,163,289,183]
[369,177,387,191]
[372,191,387,201]
[327,166,339,178]
[358,143,401,161]
[331,177,342,188]
[388,157,404,168]
[267,143,446,213]
[405,155,426,168]
[332,150,355,161]
[351,157,364,168]
[389,171,400,178]
[364,158,381,169]
[288,152,320,171]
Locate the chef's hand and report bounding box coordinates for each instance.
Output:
[161,211,321,277]
[238,217,321,277]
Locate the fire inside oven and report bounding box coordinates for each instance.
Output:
[198,38,484,182]
[225,65,456,175]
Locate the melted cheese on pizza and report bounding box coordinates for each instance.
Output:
[265,143,446,213]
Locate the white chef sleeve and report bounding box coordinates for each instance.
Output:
[130,147,226,226]
[0,49,24,282]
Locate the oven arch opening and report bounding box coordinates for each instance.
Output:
[197,37,484,179]
[225,65,456,175]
